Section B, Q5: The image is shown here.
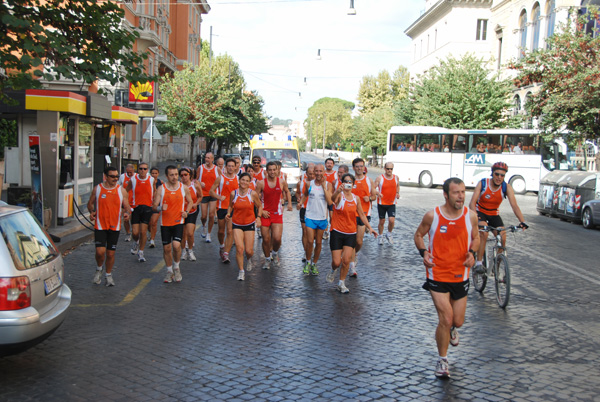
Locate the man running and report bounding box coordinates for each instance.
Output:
[350,158,376,277]
[148,167,163,248]
[210,158,239,263]
[250,155,266,181]
[153,165,194,283]
[333,165,349,191]
[197,152,219,243]
[125,162,155,262]
[118,163,135,241]
[88,166,130,287]
[255,161,292,268]
[296,164,315,263]
[322,157,338,241]
[375,162,401,245]
[414,177,479,379]
[468,162,528,273]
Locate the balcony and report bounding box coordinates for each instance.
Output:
[137,16,160,51]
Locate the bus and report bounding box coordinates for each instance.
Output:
[249,134,302,192]
[386,126,574,194]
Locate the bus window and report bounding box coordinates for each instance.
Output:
[415,134,442,152]
[389,134,413,151]
[451,135,467,152]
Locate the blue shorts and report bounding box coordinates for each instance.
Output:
[305,218,328,230]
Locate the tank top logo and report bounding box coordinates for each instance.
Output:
[101,194,107,199]
[485,194,491,199]
[440,225,448,233]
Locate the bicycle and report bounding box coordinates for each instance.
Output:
[472,225,522,309]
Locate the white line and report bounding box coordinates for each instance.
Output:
[518,247,600,286]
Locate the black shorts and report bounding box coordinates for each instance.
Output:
[217,208,228,220]
[95,230,119,250]
[201,195,217,204]
[476,211,504,229]
[131,205,153,225]
[356,215,371,227]
[422,279,469,300]
[232,222,256,232]
[184,209,199,225]
[299,207,306,224]
[327,204,334,212]
[378,204,396,219]
[330,230,357,251]
[161,224,184,245]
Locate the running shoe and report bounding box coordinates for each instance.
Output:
[105,274,115,287]
[130,241,139,255]
[435,358,450,379]
[138,251,146,262]
[164,271,174,283]
[303,262,310,275]
[93,269,103,285]
[246,259,253,272]
[302,257,307,263]
[310,263,319,276]
[348,262,357,278]
[219,247,225,260]
[271,252,280,268]
[326,269,336,283]
[125,233,131,242]
[323,230,329,240]
[149,239,156,248]
[337,281,349,294]
[206,233,212,243]
[222,252,231,264]
[450,326,459,347]
[174,268,183,282]
[263,257,271,270]
[378,235,384,245]
[386,232,394,245]
[237,270,245,281]
[474,262,485,274]
[188,250,197,261]
[201,225,207,238]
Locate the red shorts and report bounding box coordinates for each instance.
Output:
[261,213,283,227]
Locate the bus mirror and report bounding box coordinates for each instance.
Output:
[301,161,307,171]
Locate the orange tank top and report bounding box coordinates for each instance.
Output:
[94,183,123,231]
[197,164,219,198]
[185,182,199,214]
[159,182,186,226]
[119,173,134,208]
[253,168,265,181]
[217,174,239,209]
[352,176,372,216]
[299,178,310,208]
[324,170,337,184]
[131,174,154,207]
[377,174,398,206]
[331,193,358,235]
[231,190,256,226]
[476,178,505,217]
[427,206,473,283]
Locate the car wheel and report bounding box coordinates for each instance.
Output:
[582,207,594,229]
[418,171,433,188]
[509,176,527,194]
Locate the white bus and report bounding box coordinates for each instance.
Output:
[386,126,571,194]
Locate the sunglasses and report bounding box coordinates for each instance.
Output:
[494,172,505,177]
[343,181,353,184]
[180,173,189,176]
[385,168,393,170]
[139,167,148,170]
[107,174,119,179]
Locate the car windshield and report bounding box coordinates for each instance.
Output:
[252,149,299,168]
[0,210,59,270]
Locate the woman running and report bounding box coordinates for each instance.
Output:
[326,173,377,293]
[180,167,202,261]
[226,173,263,281]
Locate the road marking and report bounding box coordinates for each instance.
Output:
[151,260,165,273]
[119,278,152,306]
[518,248,600,286]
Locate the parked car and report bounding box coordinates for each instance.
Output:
[0,202,71,356]
[328,152,340,164]
[581,199,600,229]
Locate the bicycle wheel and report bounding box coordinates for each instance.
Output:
[472,250,487,293]
[494,254,510,308]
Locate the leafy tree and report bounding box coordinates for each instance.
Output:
[352,107,395,166]
[0,118,18,158]
[510,7,600,142]
[357,66,410,114]
[0,0,151,104]
[306,97,354,149]
[409,54,517,129]
[271,117,292,126]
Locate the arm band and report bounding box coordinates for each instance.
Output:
[419,249,426,258]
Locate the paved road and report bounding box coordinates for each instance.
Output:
[1,185,599,401]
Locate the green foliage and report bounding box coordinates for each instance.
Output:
[511,7,600,142]
[357,66,410,114]
[271,117,293,127]
[0,119,18,158]
[409,54,517,129]
[306,97,354,147]
[0,0,152,104]
[296,137,307,152]
[352,108,395,166]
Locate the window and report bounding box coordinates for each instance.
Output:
[389,134,443,152]
[513,95,522,116]
[519,11,528,58]
[497,34,503,70]
[546,0,556,41]
[532,3,541,50]
[476,19,488,40]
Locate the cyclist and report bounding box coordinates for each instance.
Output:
[468,161,528,273]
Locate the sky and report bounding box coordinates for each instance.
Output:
[201,0,425,122]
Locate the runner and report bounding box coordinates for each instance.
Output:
[88,166,130,287]
[325,173,376,293]
[255,161,293,269]
[414,177,479,378]
[250,155,266,181]
[375,162,401,245]
[153,165,194,283]
[333,165,349,191]
[125,162,155,262]
[234,155,245,177]
[179,167,202,261]
[214,157,225,225]
[196,152,219,243]
[296,164,315,263]
[148,167,163,248]
[468,161,528,273]
[118,163,135,241]
[350,158,376,278]
[297,164,333,275]
[210,158,239,263]
[225,172,263,281]
[322,157,338,241]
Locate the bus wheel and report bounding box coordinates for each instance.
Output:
[419,171,433,188]
[509,176,526,194]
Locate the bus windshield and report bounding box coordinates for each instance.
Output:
[252,148,299,168]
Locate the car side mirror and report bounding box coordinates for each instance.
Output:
[301,162,307,171]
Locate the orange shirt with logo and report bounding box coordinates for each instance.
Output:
[231,190,256,226]
[131,174,155,207]
[197,165,219,198]
[377,174,398,206]
[94,184,123,231]
[476,178,505,216]
[217,174,239,210]
[186,182,199,214]
[352,176,372,216]
[159,183,186,226]
[331,194,358,235]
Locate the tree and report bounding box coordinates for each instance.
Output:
[306,97,354,149]
[357,66,410,114]
[0,0,151,104]
[510,7,600,142]
[409,54,517,129]
[352,107,395,166]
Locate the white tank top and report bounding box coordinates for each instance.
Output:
[305,180,328,221]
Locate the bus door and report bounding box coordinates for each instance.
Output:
[450,152,465,179]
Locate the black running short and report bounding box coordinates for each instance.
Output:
[95,230,120,250]
[476,211,504,229]
[422,279,469,300]
[232,222,256,232]
[329,229,357,251]
[299,207,306,224]
[184,209,199,225]
[377,204,396,219]
[131,205,153,225]
[201,195,217,204]
[161,224,183,245]
[217,208,228,220]
[356,215,371,227]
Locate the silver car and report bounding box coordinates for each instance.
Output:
[581,199,600,229]
[0,203,71,356]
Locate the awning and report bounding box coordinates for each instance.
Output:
[111,105,139,124]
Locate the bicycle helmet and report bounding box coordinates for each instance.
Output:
[491,161,508,172]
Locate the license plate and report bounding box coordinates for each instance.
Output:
[44,273,62,295]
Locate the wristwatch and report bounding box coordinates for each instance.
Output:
[469,249,477,258]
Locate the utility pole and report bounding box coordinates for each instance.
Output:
[209,26,213,77]
[322,115,326,156]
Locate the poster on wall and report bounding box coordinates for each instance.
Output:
[29,135,44,226]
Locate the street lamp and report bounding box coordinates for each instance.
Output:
[316,49,321,60]
[348,0,356,15]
